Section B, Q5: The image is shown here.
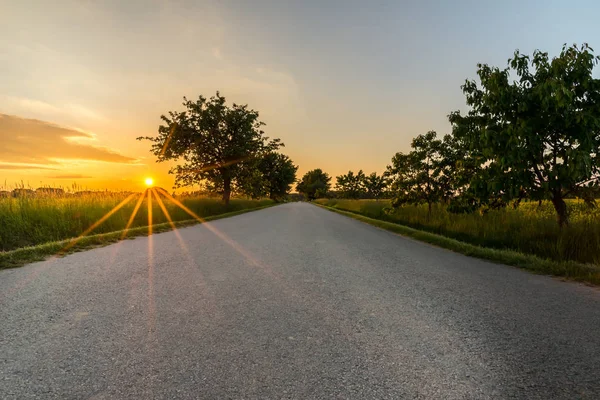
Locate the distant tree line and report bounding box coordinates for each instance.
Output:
[297,44,600,227]
[294,168,390,200]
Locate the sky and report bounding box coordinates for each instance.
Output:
[1,0,599,191]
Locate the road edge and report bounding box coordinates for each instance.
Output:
[314,203,600,286]
[0,203,278,270]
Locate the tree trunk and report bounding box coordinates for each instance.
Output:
[270,192,281,201]
[222,172,231,205]
[427,202,432,221]
[551,194,569,228]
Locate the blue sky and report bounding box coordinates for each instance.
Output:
[0,0,598,189]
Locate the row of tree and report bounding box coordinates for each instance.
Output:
[335,170,389,199]
[141,44,600,227]
[296,44,600,227]
[295,169,389,200]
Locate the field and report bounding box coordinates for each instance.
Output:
[0,191,273,252]
[315,199,600,266]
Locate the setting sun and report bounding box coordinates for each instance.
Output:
[144,177,154,187]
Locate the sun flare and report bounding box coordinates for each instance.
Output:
[145,177,154,187]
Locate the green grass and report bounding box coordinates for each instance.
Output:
[0,192,275,269]
[315,199,600,265]
[0,192,273,252]
[314,202,600,286]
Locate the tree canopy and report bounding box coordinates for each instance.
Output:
[387,131,451,216]
[449,43,600,226]
[239,152,297,200]
[335,170,366,199]
[138,92,282,204]
[363,172,389,199]
[297,169,331,200]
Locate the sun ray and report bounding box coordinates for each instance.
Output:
[174,156,252,180]
[160,123,177,157]
[152,188,193,253]
[121,191,147,240]
[103,190,148,272]
[147,188,156,337]
[151,188,176,230]
[150,188,213,292]
[147,188,153,235]
[5,192,139,301]
[189,156,251,173]
[154,188,203,220]
[154,187,270,272]
[60,193,137,254]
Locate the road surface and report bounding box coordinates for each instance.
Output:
[1,202,599,399]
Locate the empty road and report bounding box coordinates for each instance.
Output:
[1,202,599,399]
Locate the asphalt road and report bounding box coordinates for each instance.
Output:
[1,202,599,399]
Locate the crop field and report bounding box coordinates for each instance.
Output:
[0,190,272,252]
[315,199,600,266]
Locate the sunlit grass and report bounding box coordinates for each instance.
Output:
[0,191,273,252]
[315,198,600,265]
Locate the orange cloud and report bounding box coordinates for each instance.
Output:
[0,163,57,170]
[0,114,136,165]
[47,174,93,179]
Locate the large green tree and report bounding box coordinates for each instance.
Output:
[387,131,451,217]
[450,44,600,226]
[439,130,487,213]
[262,153,298,200]
[239,152,297,200]
[235,163,267,200]
[335,170,366,199]
[297,169,331,200]
[138,92,282,204]
[363,172,389,199]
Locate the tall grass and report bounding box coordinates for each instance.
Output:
[315,199,600,265]
[0,192,273,252]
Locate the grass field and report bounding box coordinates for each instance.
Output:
[0,191,273,252]
[315,199,600,266]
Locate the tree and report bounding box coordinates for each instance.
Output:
[138,92,282,204]
[439,130,486,213]
[238,152,297,200]
[387,131,450,217]
[236,163,267,200]
[449,44,600,227]
[297,169,331,200]
[262,153,298,200]
[335,170,366,199]
[363,172,389,199]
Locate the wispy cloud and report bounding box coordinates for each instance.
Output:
[0,163,58,170]
[47,174,93,179]
[0,96,105,122]
[0,114,137,165]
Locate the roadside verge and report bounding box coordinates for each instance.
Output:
[0,204,276,270]
[314,203,600,286]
